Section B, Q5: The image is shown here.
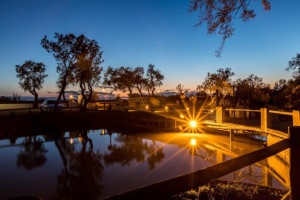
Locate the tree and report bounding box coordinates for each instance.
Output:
[286,53,300,79]
[41,33,80,109]
[234,74,271,108]
[202,68,234,96]
[189,0,271,57]
[176,84,184,94]
[72,35,104,111]
[133,67,147,96]
[103,67,136,95]
[15,60,47,108]
[144,64,164,95]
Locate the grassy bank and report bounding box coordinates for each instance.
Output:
[171,180,287,200]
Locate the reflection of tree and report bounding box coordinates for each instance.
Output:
[52,130,104,200]
[17,136,48,170]
[147,148,165,170]
[104,134,165,170]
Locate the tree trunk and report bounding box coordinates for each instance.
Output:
[151,88,155,96]
[137,86,143,96]
[62,91,66,101]
[56,80,67,110]
[33,93,38,108]
[79,82,88,112]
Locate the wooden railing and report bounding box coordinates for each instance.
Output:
[103,127,300,200]
[216,107,300,134]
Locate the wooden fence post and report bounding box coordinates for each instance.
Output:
[216,107,224,123]
[289,126,300,200]
[261,108,272,132]
[292,110,300,126]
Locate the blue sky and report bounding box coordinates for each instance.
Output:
[0,0,300,97]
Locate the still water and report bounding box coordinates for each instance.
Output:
[0,129,289,199]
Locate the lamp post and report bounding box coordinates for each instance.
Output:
[68,95,73,110]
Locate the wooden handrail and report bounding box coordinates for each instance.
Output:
[103,139,290,200]
[269,110,293,116]
[225,108,260,112]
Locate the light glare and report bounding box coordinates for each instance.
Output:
[190,121,197,128]
[190,138,196,146]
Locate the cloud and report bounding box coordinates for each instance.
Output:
[47,90,80,95]
[65,90,80,95]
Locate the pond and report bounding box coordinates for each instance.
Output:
[0,129,289,199]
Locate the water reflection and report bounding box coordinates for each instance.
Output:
[17,136,48,170]
[52,130,104,200]
[0,128,290,199]
[104,134,165,170]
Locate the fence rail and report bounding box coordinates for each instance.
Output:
[269,110,293,116]
[104,137,292,200]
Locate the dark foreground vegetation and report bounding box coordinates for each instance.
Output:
[172,180,287,200]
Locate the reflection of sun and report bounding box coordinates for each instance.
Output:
[190,138,196,146]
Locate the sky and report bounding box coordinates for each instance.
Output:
[0,0,300,97]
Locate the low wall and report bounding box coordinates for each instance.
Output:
[0,103,34,110]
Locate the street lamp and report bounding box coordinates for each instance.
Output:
[189,121,197,128]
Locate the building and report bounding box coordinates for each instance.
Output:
[128,94,167,109]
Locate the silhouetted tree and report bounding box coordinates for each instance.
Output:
[144,64,164,95]
[176,84,184,94]
[202,68,234,96]
[189,0,271,57]
[286,53,300,79]
[272,79,291,108]
[72,36,104,111]
[12,93,21,102]
[103,67,136,95]
[41,33,81,109]
[235,74,271,108]
[15,60,47,108]
[133,67,147,96]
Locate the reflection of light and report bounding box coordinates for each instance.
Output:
[180,114,185,119]
[102,89,105,92]
[186,107,189,111]
[145,105,149,110]
[157,90,160,93]
[69,95,73,99]
[78,136,83,143]
[190,138,196,146]
[210,109,214,113]
[70,138,73,144]
[190,121,197,128]
[165,106,168,111]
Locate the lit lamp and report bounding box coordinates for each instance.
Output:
[180,114,185,119]
[68,95,74,110]
[189,121,197,128]
[165,106,169,112]
[145,105,149,110]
